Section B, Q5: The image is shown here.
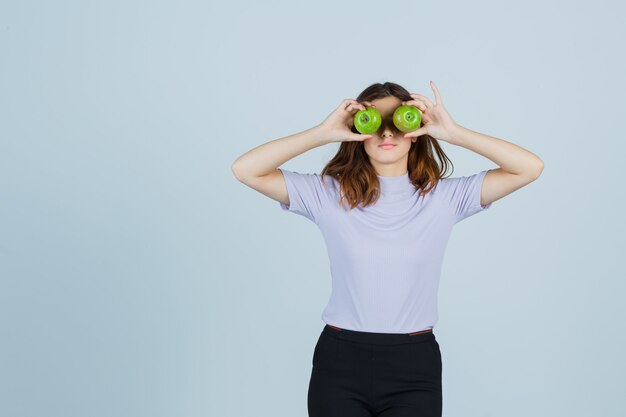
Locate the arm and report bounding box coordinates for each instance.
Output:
[231,124,329,180]
[231,99,373,206]
[403,81,544,208]
[448,124,544,207]
[230,125,329,206]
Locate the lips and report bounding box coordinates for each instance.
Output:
[378,143,396,149]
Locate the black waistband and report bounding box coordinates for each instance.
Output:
[322,324,435,345]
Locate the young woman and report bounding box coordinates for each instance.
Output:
[231,81,543,417]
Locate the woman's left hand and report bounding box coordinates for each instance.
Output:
[402,81,458,143]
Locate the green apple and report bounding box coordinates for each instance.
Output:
[393,105,422,133]
[354,106,382,134]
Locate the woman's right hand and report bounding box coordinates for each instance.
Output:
[317,99,376,144]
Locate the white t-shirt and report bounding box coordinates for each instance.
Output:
[279,168,493,333]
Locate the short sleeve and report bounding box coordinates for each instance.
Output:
[435,169,493,223]
[278,168,332,224]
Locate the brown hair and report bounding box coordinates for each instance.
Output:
[320,81,454,210]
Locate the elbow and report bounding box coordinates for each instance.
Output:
[528,159,544,180]
[231,161,244,182]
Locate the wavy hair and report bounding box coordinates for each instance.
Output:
[320,81,455,210]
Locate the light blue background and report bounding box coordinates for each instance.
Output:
[1,1,624,416]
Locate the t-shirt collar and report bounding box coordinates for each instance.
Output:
[376,171,413,194]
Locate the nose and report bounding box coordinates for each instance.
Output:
[381,123,395,138]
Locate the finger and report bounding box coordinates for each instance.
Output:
[401,99,428,112]
[403,127,428,138]
[410,93,433,108]
[351,133,372,141]
[347,103,366,112]
[343,99,360,111]
[409,93,433,108]
[430,81,442,105]
[351,99,368,110]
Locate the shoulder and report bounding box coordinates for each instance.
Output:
[432,170,489,192]
[279,168,339,194]
[430,170,492,222]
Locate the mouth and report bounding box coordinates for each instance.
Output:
[378,143,397,150]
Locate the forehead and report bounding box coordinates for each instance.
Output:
[371,96,402,115]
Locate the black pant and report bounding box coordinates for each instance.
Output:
[308,324,442,417]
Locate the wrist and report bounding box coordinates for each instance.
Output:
[311,124,333,146]
[447,123,466,145]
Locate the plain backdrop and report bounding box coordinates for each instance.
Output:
[1,1,625,416]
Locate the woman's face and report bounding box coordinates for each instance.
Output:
[362,95,417,174]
